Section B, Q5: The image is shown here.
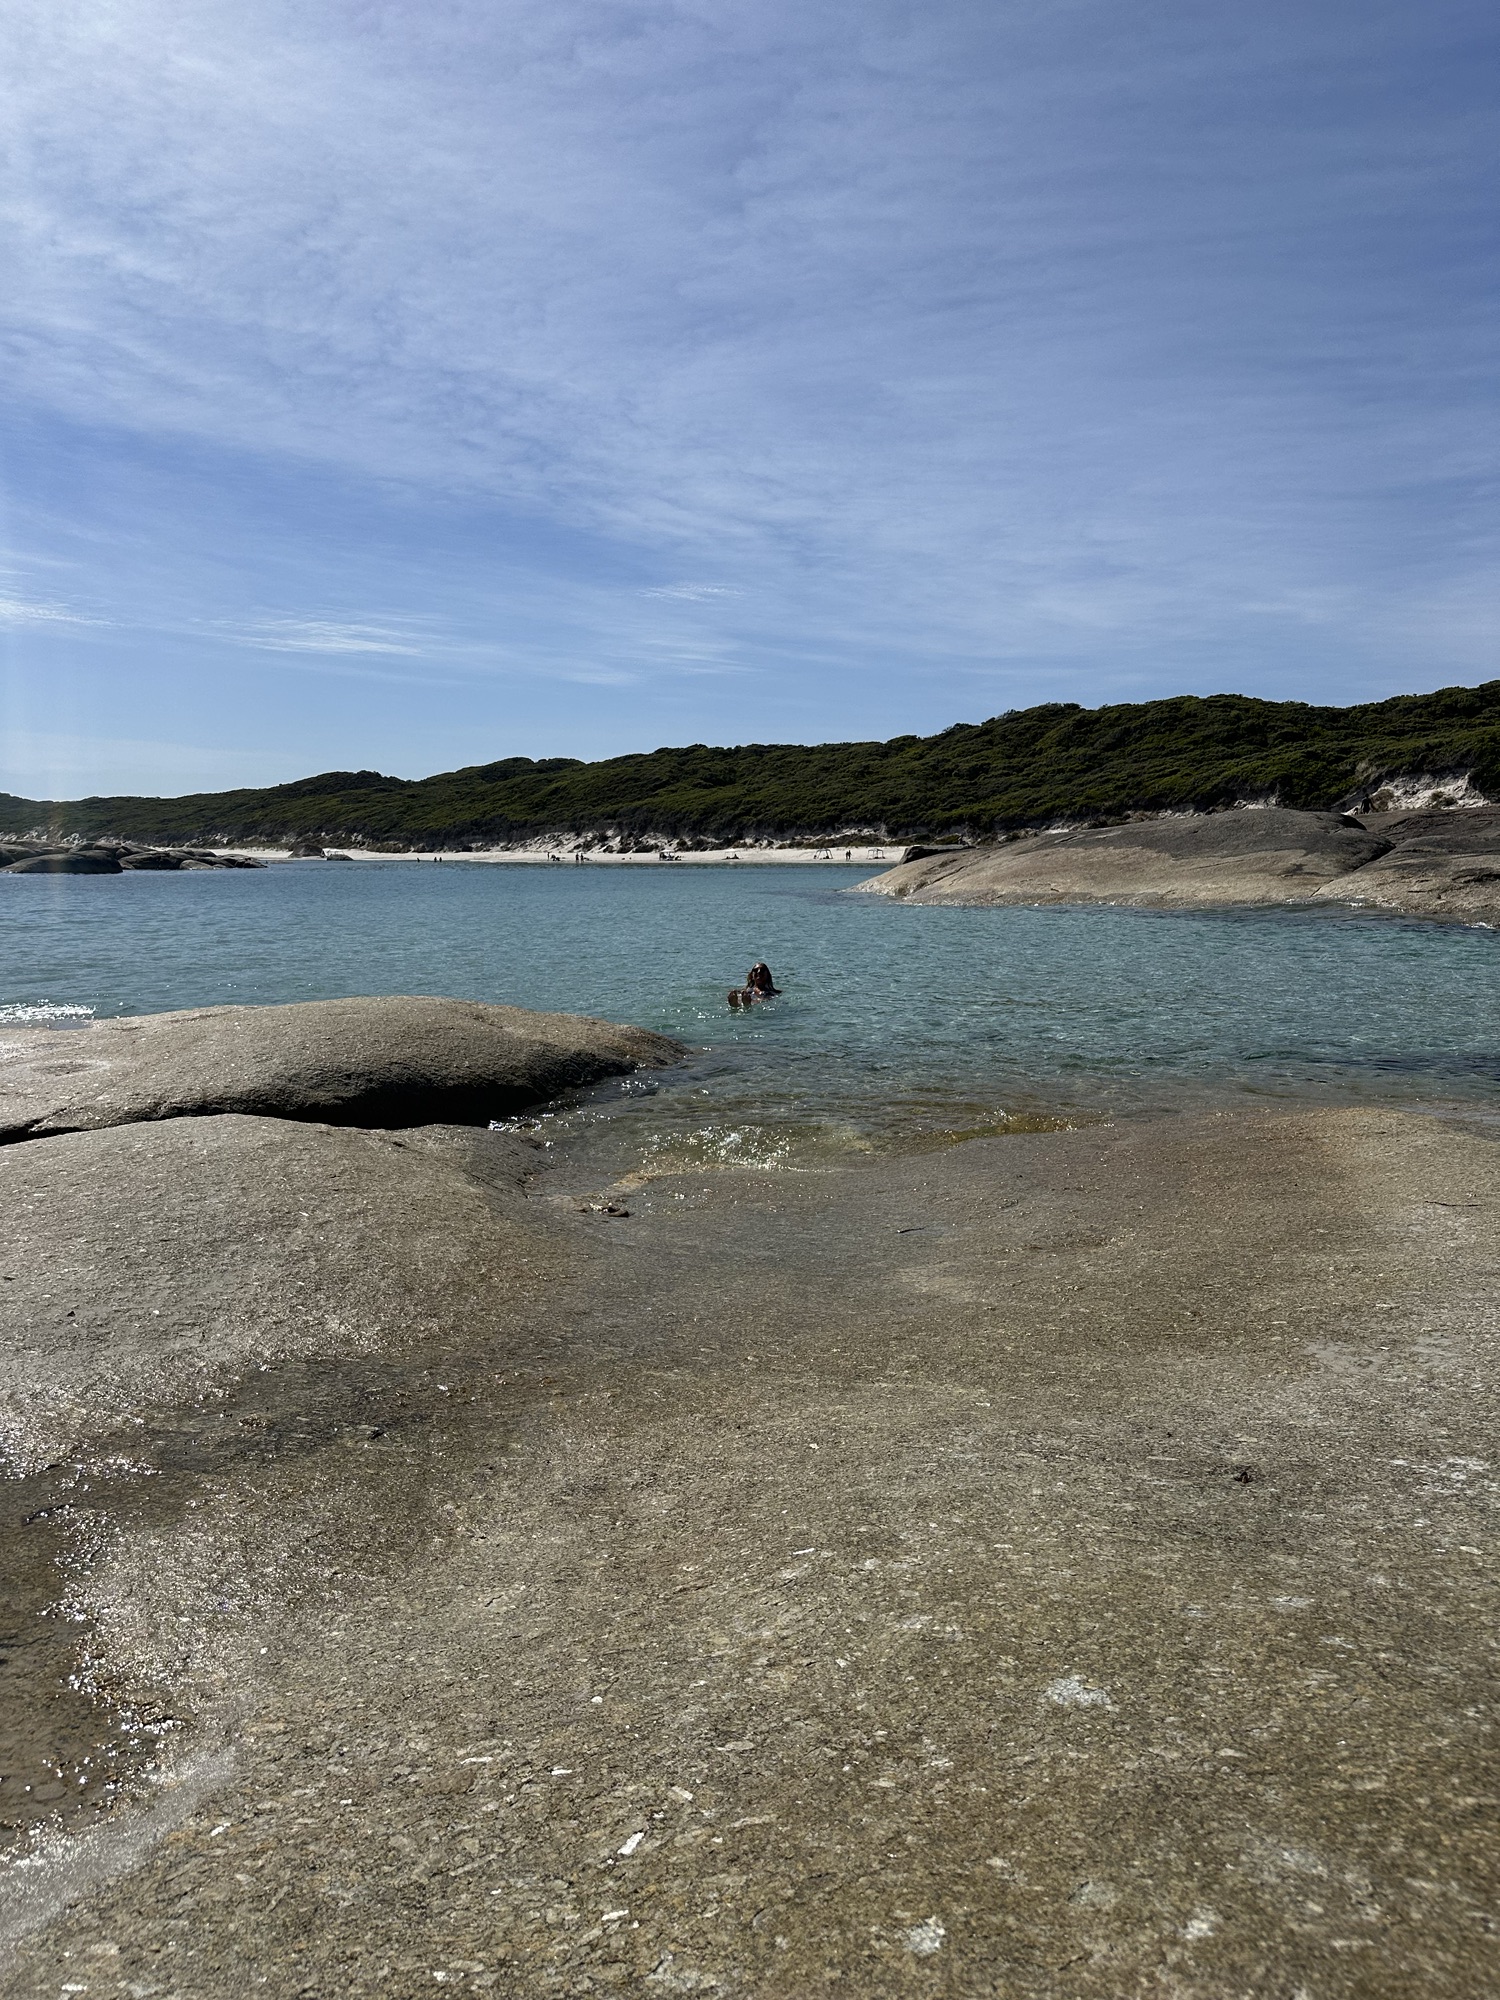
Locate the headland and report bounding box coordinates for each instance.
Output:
[863,805,1500,925]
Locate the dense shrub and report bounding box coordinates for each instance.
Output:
[4,682,1497,847]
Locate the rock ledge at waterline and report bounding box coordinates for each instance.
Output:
[0,1114,558,1474]
[0,995,684,1143]
[863,805,1500,922]
[0,996,682,1471]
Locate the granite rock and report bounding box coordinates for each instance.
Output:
[3,850,123,875]
[864,807,1388,908]
[1315,807,1500,922]
[0,996,684,1143]
[0,1112,557,1472]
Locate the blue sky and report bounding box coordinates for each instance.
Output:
[1,0,1495,796]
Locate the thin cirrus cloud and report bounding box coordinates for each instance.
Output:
[0,0,1496,791]
[640,587,742,604]
[0,594,101,628]
[225,619,430,658]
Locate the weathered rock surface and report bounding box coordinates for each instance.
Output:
[115,850,262,871]
[0,996,684,1142]
[898,841,972,865]
[866,807,1390,907]
[3,1105,1499,1993]
[1,845,264,874]
[0,1114,554,1474]
[3,850,123,875]
[1315,808,1500,922]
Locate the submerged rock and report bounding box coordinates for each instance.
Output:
[0,995,684,1142]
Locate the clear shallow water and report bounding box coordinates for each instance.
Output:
[2,861,1496,1168]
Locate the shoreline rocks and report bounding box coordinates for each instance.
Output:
[1317,808,1500,921]
[0,1113,558,1474]
[3,848,124,874]
[0,996,685,1144]
[863,805,1500,922]
[1,843,264,874]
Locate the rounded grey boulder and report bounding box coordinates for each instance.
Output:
[0,995,684,1142]
[4,849,123,874]
[864,808,1392,908]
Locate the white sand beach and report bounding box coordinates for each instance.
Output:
[212,838,897,866]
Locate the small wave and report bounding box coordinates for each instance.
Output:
[644,1124,793,1170]
[0,1001,95,1026]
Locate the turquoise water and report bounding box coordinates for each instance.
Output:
[2,861,1496,1165]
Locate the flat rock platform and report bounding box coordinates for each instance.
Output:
[866,807,1500,922]
[2,1088,1496,1997]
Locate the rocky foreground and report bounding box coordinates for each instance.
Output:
[0,999,680,1474]
[1,1003,1498,1997]
[869,806,1500,922]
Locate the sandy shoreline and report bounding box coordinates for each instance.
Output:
[3,1041,1499,1992]
[211,841,896,866]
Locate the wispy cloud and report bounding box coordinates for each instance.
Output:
[0,594,100,628]
[640,585,741,603]
[0,0,1496,792]
[226,618,428,657]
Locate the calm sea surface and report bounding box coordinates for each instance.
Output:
[3,861,1496,1168]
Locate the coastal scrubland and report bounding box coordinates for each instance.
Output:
[3,681,1498,848]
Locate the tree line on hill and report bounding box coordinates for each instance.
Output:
[3,683,1497,849]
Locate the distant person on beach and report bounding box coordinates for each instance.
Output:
[729,962,781,1008]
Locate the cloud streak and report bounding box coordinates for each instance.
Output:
[0,594,100,628]
[225,619,429,657]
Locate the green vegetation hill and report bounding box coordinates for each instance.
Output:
[4,682,1498,848]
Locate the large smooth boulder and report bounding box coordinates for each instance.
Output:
[863,808,1391,907]
[0,1113,556,1472]
[4,849,123,875]
[112,847,266,870]
[0,995,683,1142]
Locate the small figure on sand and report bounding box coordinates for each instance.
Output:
[728,961,781,1008]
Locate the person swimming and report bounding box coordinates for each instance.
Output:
[728,960,781,1007]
